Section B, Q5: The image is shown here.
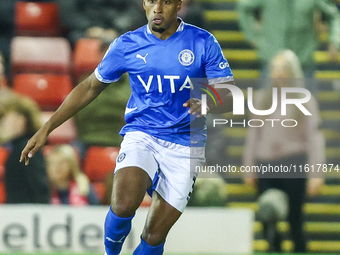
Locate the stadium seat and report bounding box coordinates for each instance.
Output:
[84,147,119,182]
[92,182,106,202]
[11,36,71,76]
[0,147,9,181]
[41,112,77,144]
[15,2,61,36]
[0,181,6,203]
[73,38,102,81]
[13,73,73,110]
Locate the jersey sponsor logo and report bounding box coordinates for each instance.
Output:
[178,49,195,66]
[219,62,229,69]
[137,75,194,93]
[117,153,126,163]
[136,53,149,64]
[221,50,227,61]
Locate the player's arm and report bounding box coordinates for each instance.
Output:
[20,73,108,165]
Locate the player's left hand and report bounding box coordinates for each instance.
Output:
[183,98,209,118]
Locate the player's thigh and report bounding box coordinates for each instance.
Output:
[111,166,152,215]
[111,133,159,216]
[154,146,205,212]
[141,191,182,246]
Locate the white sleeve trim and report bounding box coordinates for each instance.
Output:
[94,68,119,84]
[208,76,234,85]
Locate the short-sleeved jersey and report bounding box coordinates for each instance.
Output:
[95,19,233,146]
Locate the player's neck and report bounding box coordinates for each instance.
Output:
[151,19,180,41]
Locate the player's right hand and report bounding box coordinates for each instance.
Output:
[20,128,48,166]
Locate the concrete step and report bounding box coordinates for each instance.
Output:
[254,221,340,234]
[222,49,340,63]
[228,202,340,216]
[254,239,340,252]
[227,183,340,197]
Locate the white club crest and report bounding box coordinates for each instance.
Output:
[178,49,195,66]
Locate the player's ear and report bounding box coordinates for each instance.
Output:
[177,0,182,12]
[143,0,146,10]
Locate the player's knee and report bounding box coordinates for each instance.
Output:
[111,199,139,218]
[142,229,166,246]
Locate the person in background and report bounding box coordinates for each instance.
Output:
[0,0,15,79]
[0,52,8,88]
[243,50,325,253]
[74,39,131,157]
[46,144,99,206]
[178,0,206,28]
[57,0,146,47]
[237,0,340,92]
[0,93,50,203]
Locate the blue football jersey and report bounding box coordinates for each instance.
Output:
[95,19,233,146]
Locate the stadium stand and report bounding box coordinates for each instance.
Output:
[40,112,77,145]
[12,73,73,110]
[0,147,9,204]
[0,147,9,181]
[73,38,102,81]
[92,181,106,202]
[15,1,61,37]
[0,182,6,204]
[2,0,339,250]
[198,0,340,252]
[10,36,71,76]
[84,146,119,183]
[83,147,119,202]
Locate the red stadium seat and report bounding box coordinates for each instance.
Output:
[11,36,71,76]
[15,2,61,36]
[0,147,9,181]
[41,112,77,144]
[13,73,72,110]
[73,38,102,81]
[84,147,119,182]
[92,182,106,202]
[0,181,6,203]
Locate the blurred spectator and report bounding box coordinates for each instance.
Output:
[75,73,131,155]
[178,0,206,28]
[238,0,340,80]
[57,0,146,46]
[0,51,8,87]
[46,144,100,205]
[0,93,50,203]
[74,38,131,156]
[0,0,15,78]
[243,50,325,252]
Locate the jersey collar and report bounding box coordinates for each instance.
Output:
[146,17,185,34]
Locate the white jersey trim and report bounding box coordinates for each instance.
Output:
[95,67,119,84]
[208,76,234,85]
